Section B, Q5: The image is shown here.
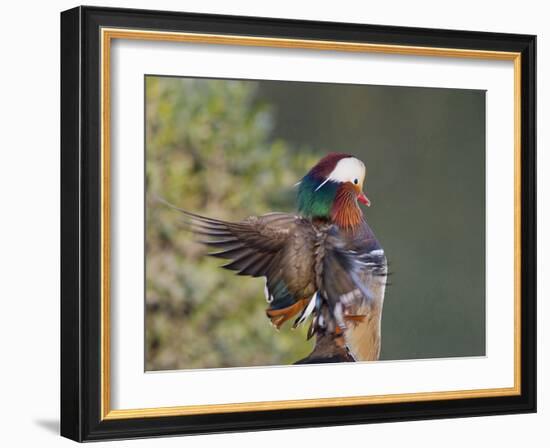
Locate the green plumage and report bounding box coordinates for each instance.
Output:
[297,175,337,218]
[270,280,294,310]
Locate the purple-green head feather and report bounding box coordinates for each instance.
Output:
[296,153,355,218]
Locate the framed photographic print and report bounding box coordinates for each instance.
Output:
[60,6,536,442]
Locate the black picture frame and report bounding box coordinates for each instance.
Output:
[61,5,536,442]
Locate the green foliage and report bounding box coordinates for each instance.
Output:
[145,76,316,370]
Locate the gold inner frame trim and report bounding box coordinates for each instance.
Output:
[100,27,522,420]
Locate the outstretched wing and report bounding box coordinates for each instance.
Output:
[180,209,318,328]
[187,211,293,274]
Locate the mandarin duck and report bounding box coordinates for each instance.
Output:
[177,153,387,364]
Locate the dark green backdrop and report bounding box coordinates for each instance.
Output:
[145,76,485,370]
[259,81,486,361]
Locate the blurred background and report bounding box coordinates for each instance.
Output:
[145,75,485,371]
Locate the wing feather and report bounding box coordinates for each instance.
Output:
[316,228,387,331]
[167,201,386,336]
[174,207,316,321]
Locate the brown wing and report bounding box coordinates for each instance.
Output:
[182,210,318,328]
[311,225,387,335]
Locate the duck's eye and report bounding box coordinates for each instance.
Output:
[353,178,358,185]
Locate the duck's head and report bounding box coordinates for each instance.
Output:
[297,153,370,229]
